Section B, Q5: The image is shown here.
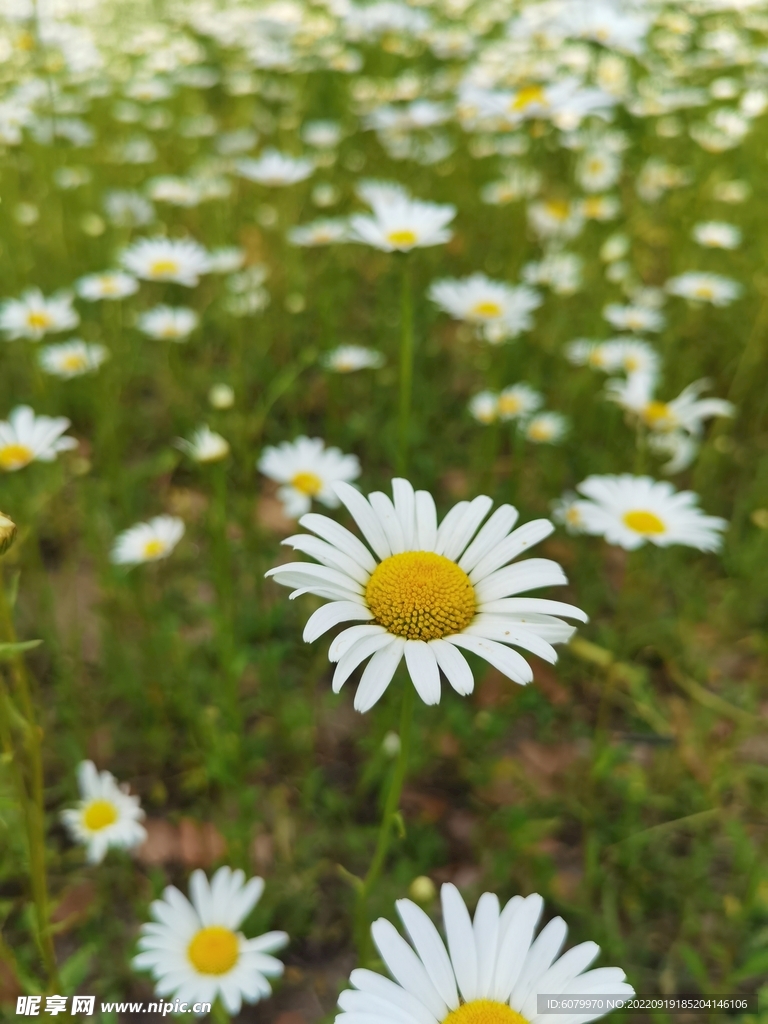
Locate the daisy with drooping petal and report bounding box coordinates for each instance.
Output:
[76,271,139,302]
[572,475,727,551]
[137,305,199,341]
[121,237,211,287]
[38,340,108,379]
[665,272,742,306]
[322,346,385,373]
[176,426,230,463]
[0,288,79,341]
[110,516,185,565]
[428,275,542,342]
[133,867,288,1016]
[337,883,633,1024]
[0,405,78,471]
[349,187,456,253]
[606,376,734,437]
[266,478,586,712]
[61,760,146,865]
[258,437,361,519]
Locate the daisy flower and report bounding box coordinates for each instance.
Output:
[176,426,230,463]
[258,437,361,520]
[61,760,146,865]
[121,237,211,287]
[133,868,288,1017]
[665,272,742,306]
[428,275,542,342]
[521,254,583,297]
[76,271,139,302]
[207,247,246,274]
[692,222,741,249]
[0,288,79,341]
[0,405,77,472]
[606,376,734,436]
[598,339,661,379]
[572,475,727,551]
[602,304,665,333]
[322,346,385,373]
[288,219,349,246]
[137,305,199,341]
[266,478,587,712]
[523,412,568,444]
[551,493,586,535]
[337,884,633,1024]
[111,516,185,565]
[576,149,622,192]
[235,149,314,186]
[498,385,542,422]
[468,391,499,424]
[38,340,108,379]
[349,189,456,253]
[527,200,584,242]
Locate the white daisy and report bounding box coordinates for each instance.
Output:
[337,884,633,1024]
[349,189,456,253]
[266,478,587,713]
[0,405,78,472]
[110,516,185,565]
[692,222,741,249]
[428,275,541,342]
[498,385,542,422]
[235,149,314,186]
[61,760,146,865]
[521,254,583,297]
[665,272,742,306]
[602,304,665,333]
[133,867,288,1016]
[523,412,568,444]
[38,340,108,379]
[76,271,139,302]
[258,437,361,520]
[176,426,230,463]
[288,219,349,246]
[606,376,733,436]
[468,391,499,425]
[121,237,211,287]
[551,493,586,535]
[573,475,727,551]
[322,346,385,373]
[579,195,621,222]
[136,305,199,341]
[207,247,246,274]
[598,340,661,379]
[527,200,584,242]
[0,288,79,341]
[576,149,622,192]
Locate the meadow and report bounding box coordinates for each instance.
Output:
[0,0,767,1021]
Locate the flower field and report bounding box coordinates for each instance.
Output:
[1,0,767,1020]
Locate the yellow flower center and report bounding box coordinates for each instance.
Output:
[292,471,323,497]
[583,197,604,218]
[498,395,522,416]
[527,420,552,441]
[142,538,167,559]
[149,259,180,277]
[546,200,570,221]
[187,926,239,975]
[642,400,672,427]
[470,300,503,320]
[386,229,418,248]
[366,551,476,641]
[694,284,714,300]
[161,325,182,338]
[16,30,36,51]
[444,999,529,1024]
[625,314,645,330]
[27,311,52,330]
[511,85,547,111]
[565,507,582,526]
[62,353,88,372]
[82,799,118,831]
[98,278,120,294]
[622,509,666,535]
[0,444,34,471]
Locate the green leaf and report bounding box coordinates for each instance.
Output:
[58,943,95,991]
[0,639,43,661]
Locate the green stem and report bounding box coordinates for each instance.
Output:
[397,259,414,477]
[210,462,238,725]
[211,998,231,1024]
[353,678,415,964]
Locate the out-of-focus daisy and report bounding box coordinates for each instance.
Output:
[288,219,349,246]
[258,437,361,519]
[111,516,185,565]
[137,305,199,341]
[579,195,621,222]
[468,391,499,424]
[207,247,246,274]
[0,405,77,471]
[568,339,661,380]
[665,272,742,306]
[322,346,385,373]
[209,384,235,409]
[692,222,741,249]
[552,492,586,534]
[603,303,665,333]
[498,384,542,421]
[350,187,456,252]
[147,176,202,207]
[38,340,108,379]
[337,883,633,1024]
[600,233,629,262]
[429,275,541,342]
[76,271,139,302]
[121,237,211,287]
[527,199,584,242]
[521,253,583,296]
[302,120,343,148]
[104,190,154,227]
[61,760,146,865]
[0,288,79,341]
[607,376,734,436]
[576,149,622,192]
[266,478,586,712]
[133,867,288,1016]
[523,411,568,444]
[235,149,314,186]
[175,426,230,463]
[573,475,726,551]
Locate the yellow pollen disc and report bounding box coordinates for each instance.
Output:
[17,30,36,51]
[0,443,34,471]
[27,311,52,329]
[471,300,503,319]
[546,200,570,220]
[62,354,88,372]
[82,799,118,831]
[99,279,120,294]
[444,999,529,1024]
[187,926,239,976]
[624,356,639,372]
[149,259,180,277]
[694,285,714,299]
[498,395,521,416]
[527,421,551,441]
[643,400,672,426]
[386,229,418,248]
[143,539,167,559]
[292,471,323,496]
[366,551,476,641]
[565,507,582,526]
[623,509,666,535]
[511,85,546,111]
[626,315,644,330]
[583,198,603,218]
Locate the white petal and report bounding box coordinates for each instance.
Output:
[329,624,388,662]
[303,602,375,643]
[439,496,494,561]
[510,917,567,1012]
[393,479,416,550]
[266,561,364,596]
[396,899,459,1010]
[491,893,543,1001]
[473,892,500,997]
[458,505,519,573]
[441,883,478,1002]
[404,641,441,705]
[334,482,392,561]
[334,633,397,692]
[299,512,378,573]
[445,635,532,685]
[349,968,439,1024]
[429,640,474,696]
[371,918,449,1020]
[369,492,407,555]
[354,639,406,712]
[473,559,567,603]
[478,598,587,622]
[465,619,558,663]
[284,534,371,586]
[414,491,438,551]
[521,942,601,1020]
[469,521,554,583]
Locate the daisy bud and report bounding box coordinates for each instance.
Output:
[209,383,235,409]
[408,875,436,904]
[382,731,401,758]
[0,512,16,555]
